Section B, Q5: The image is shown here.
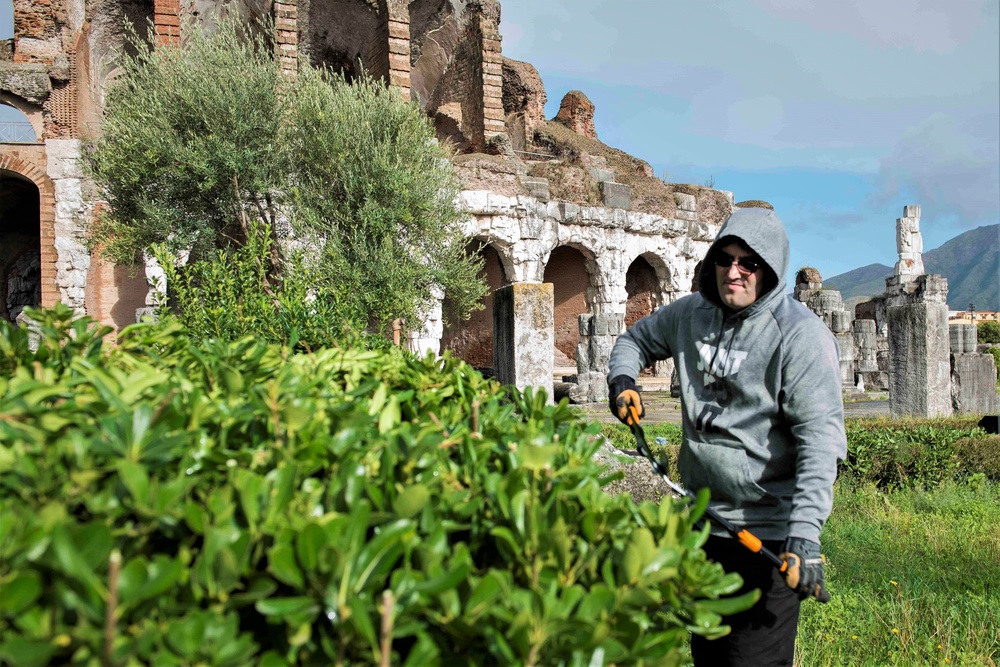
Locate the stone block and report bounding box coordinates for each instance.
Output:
[831,310,851,333]
[951,353,998,414]
[45,139,84,179]
[903,205,921,218]
[493,283,554,401]
[558,202,581,222]
[674,192,697,212]
[518,215,547,239]
[887,301,952,418]
[519,176,549,202]
[600,181,631,210]
[588,167,614,183]
[578,313,594,336]
[593,313,624,336]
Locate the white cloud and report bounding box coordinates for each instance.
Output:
[874,112,1000,225]
[750,0,990,53]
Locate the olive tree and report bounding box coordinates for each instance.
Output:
[87,19,485,334]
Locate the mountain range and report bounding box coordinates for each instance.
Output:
[822,224,999,312]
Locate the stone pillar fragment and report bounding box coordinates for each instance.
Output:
[886,275,951,417]
[951,353,999,414]
[493,282,553,400]
[892,205,924,281]
[575,312,624,403]
[407,286,444,358]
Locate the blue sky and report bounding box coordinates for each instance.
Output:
[3,1,998,289]
[498,0,1000,288]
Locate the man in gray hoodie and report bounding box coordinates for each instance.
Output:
[607,207,847,666]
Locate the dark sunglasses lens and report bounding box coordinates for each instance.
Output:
[713,252,759,273]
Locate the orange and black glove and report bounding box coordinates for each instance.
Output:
[608,375,644,425]
[780,537,829,602]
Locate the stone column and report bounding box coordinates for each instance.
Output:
[493,282,553,400]
[886,275,952,418]
[950,323,999,414]
[46,139,90,313]
[407,286,444,357]
[576,312,624,403]
[893,205,924,280]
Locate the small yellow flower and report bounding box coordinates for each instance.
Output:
[938,645,944,650]
[890,580,898,586]
[888,650,893,656]
[851,635,858,640]
[891,628,899,634]
[945,659,951,663]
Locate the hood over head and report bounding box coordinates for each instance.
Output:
[698,207,789,312]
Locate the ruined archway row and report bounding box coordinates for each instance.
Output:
[438,190,718,399]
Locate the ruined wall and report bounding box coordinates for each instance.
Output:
[448,188,719,400]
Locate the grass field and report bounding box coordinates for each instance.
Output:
[597,421,1000,666]
[796,481,1000,666]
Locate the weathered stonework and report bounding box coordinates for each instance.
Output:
[493,282,554,400]
[949,323,999,414]
[886,274,951,418]
[554,90,597,140]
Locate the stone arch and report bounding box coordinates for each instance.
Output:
[441,238,511,370]
[0,99,42,143]
[543,243,599,364]
[626,251,675,321]
[0,153,57,313]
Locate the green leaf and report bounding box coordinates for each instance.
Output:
[0,572,42,616]
[295,523,326,574]
[695,589,760,616]
[268,543,304,588]
[255,597,320,625]
[117,459,151,507]
[0,637,57,667]
[392,484,430,519]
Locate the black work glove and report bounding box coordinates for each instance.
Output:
[779,537,830,602]
[608,375,644,425]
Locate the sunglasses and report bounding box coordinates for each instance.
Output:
[712,251,761,275]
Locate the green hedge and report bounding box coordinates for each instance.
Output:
[601,415,1000,492]
[0,306,754,667]
[840,416,998,488]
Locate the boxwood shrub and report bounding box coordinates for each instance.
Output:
[0,306,755,667]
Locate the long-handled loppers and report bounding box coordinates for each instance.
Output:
[625,404,830,603]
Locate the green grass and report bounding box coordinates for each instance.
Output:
[796,481,1000,666]
[598,420,1000,665]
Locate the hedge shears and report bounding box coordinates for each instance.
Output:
[625,404,830,603]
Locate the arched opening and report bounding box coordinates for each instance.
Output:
[441,239,509,371]
[305,0,383,83]
[543,245,593,366]
[0,169,42,321]
[0,103,38,143]
[625,256,659,329]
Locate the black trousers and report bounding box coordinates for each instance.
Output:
[690,535,801,667]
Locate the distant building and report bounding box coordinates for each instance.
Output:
[949,311,999,325]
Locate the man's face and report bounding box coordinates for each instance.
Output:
[714,242,765,311]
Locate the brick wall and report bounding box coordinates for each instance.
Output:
[274,0,299,77]
[479,9,504,140]
[155,0,181,46]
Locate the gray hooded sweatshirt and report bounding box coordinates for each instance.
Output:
[608,208,847,544]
